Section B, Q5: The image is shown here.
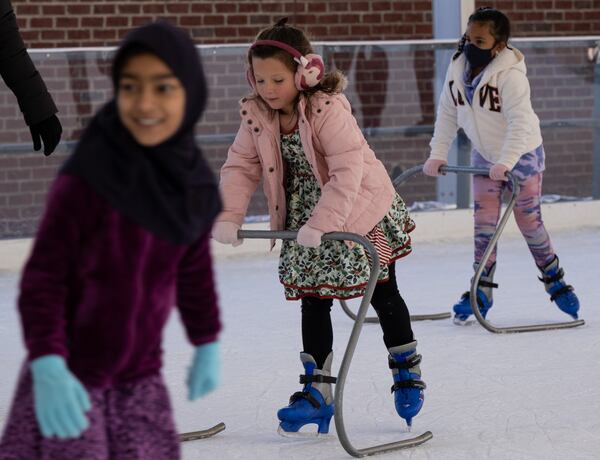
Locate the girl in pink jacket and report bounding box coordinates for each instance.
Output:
[212,18,425,435]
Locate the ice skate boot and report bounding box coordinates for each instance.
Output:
[538,256,579,319]
[453,263,497,324]
[277,352,335,436]
[388,341,425,429]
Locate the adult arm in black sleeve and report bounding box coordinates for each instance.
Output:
[0,0,61,155]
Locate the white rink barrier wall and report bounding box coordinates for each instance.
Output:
[1,200,599,273]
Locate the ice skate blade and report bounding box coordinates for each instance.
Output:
[453,316,475,326]
[277,425,334,439]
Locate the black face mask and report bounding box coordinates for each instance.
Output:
[463,43,496,68]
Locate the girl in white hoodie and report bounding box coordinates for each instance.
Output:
[424,7,580,324]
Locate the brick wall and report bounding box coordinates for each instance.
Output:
[11,0,433,46]
[1,1,599,238]
[11,0,600,48]
[475,0,600,35]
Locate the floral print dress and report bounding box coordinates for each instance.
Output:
[278,130,415,301]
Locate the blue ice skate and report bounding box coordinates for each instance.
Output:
[388,341,425,428]
[277,352,335,436]
[538,256,580,319]
[453,263,497,324]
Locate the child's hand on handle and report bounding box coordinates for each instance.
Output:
[211,221,243,246]
[187,342,220,401]
[489,164,509,181]
[423,159,447,177]
[297,224,324,248]
[30,355,92,439]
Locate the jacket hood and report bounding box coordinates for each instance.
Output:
[485,46,526,76]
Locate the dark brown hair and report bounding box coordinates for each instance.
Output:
[247,18,346,117]
[453,7,511,60]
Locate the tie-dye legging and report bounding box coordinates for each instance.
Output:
[473,172,555,270]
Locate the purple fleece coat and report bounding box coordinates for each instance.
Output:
[18,173,221,388]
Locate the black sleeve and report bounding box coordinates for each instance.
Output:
[0,0,58,125]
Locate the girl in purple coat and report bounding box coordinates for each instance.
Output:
[0,22,222,460]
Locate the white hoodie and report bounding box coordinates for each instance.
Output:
[429,47,542,170]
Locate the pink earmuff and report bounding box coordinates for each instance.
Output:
[247,39,325,92]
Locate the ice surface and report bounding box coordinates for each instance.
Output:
[1,228,599,459]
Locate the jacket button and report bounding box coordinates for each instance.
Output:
[254,127,259,132]
[268,167,274,172]
[247,119,253,124]
[317,108,322,113]
[242,110,247,115]
[275,205,279,211]
[325,101,330,104]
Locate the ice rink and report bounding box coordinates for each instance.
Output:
[1,227,599,459]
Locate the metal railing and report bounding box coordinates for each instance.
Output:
[2,35,598,204]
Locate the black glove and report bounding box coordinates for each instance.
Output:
[29,114,62,156]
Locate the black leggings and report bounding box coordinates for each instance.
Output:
[301,262,414,368]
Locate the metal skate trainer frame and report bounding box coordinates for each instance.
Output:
[340,300,450,323]
[180,422,226,442]
[239,229,433,457]
[339,164,454,323]
[395,164,585,334]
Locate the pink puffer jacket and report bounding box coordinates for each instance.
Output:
[217,91,395,238]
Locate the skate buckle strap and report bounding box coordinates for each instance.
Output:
[299,374,337,384]
[391,379,427,393]
[538,267,565,284]
[289,391,321,409]
[388,353,422,370]
[478,280,498,289]
[549,284,574,302]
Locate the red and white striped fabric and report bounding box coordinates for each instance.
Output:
[366,224,394,266]
[365,220,415,268]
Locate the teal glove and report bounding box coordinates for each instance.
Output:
[30,355,91,439]
[187,341,220,401]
